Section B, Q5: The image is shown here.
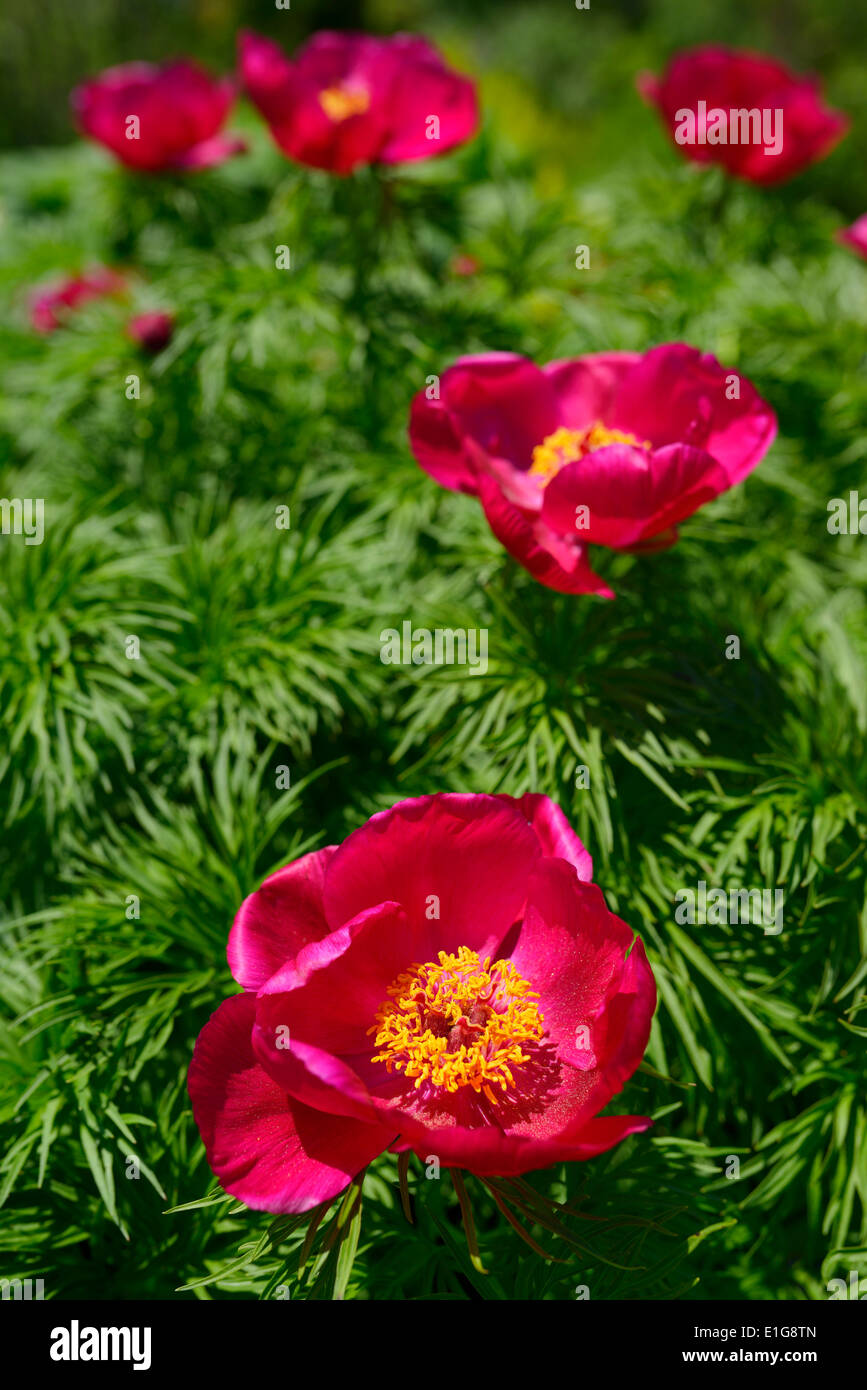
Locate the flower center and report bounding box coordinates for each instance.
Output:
[529,422,649,484]
[370,946,544,1105]
[318,84,371,123]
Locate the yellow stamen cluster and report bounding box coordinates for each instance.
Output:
[529,422,649,483]
[370,946,544,1106]
[318,85,371,123]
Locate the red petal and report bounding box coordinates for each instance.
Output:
[188,993,389,1213]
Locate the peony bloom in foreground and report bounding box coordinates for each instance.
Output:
[638,46,848,185]
[408,345,777,596]
[188,794,656,1213]
[837,214,867,261]
[127,311,174,353]
[239,29,478,175]
[30,267,126,333]
[71,60,246,172]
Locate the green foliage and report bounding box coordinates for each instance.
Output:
[1,0,866,1301]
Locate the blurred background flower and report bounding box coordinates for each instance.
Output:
[72,58,245,171]
[30,264,126,331]
[0,0,864,197]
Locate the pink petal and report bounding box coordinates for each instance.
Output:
[635,71,660,104]
[292,29,394,85]
[509,862,634,1067]
[543,352,642,431]
[642,45,848,186]
[171,133,247,169]
[370,859,654,1167]
[127,311,174,353]
[240,29,475,175]
[270,79,388,174]
[478,473,615,596]
[30,267,126,332]
[227,847,337,991]
[389,1102,650,1176]
[438,353,560,472]
[502,793,594,880]
[72,58,239,172]
[238,30,295,121]
[548,1113,653,1160]
[372,865,654,1173]
[542,441,729,548]
[252,1033,382,1123]
[187,993,390,1213]
[510,861,655,1096]
[598,935,658,1095]
[407,388,479,495]
[254,900,416,1057]
[322,793,542,960]
[837,213,867,261]
[610,343,777,486]
[379,55,478,164]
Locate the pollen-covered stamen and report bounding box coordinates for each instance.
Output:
[529,422,650,485]
[318,84,371,122]
[369,946,544,1106]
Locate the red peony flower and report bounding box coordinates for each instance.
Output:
[638,46,848,185]
[450,252,481,277]
[127,311,174,353]
[239,29,479,175]
[71,60,246,172]
[837,214,867,261]
[188,794,656,1213]
[30,267,127,333]
[408,346,777,596]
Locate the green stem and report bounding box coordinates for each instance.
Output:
[450,1168,488,1274]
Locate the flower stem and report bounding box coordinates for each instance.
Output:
[397,1151,414,1224]
[450,1169,488,1274]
